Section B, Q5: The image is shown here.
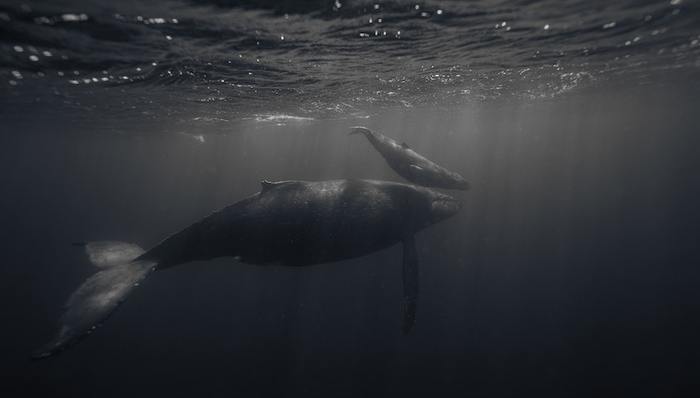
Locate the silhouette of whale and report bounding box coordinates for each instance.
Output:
[34,179,461,359]
[350,127,469,190]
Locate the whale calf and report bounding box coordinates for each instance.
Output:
[35,179,461,358]
[350,127,469,190]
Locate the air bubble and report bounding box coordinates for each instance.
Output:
[61,13,88,22]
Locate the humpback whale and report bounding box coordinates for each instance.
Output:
[35,179,461,358]
[350,127,470,190]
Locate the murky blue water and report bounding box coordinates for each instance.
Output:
[1,1,700,397]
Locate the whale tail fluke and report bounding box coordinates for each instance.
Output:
[348,126,372,136]
[32,241,156,360]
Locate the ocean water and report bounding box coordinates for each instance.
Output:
[2,0,700,397]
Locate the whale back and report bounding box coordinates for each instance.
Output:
[144,180,453,268]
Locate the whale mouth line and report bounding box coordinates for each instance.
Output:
[456,180,471,190]
[430,194,463,221]
[435,197,461,207]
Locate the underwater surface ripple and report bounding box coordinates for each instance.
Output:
[1,0,700,120]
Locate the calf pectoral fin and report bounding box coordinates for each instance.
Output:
[402,235,419,334]
[409,164,424,173]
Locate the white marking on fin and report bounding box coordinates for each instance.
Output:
[84,241,145,268]
[33,241,155,359]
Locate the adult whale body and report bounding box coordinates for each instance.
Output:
[34,179,461,358]
[350,127,470,190]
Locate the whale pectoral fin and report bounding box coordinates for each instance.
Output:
[401,235,419,334]
[409,164,424,174]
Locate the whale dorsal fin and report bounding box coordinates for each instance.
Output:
[401,142,410,149]
[261,180,298,193]
[260,180,278,193]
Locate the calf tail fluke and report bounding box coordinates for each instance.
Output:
[33,241,156,359]
[348,126,373,136]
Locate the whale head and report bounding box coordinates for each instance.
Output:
[427,190,462,224]
[449,173,471,190]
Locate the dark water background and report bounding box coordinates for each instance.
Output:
[2,0,700,397]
